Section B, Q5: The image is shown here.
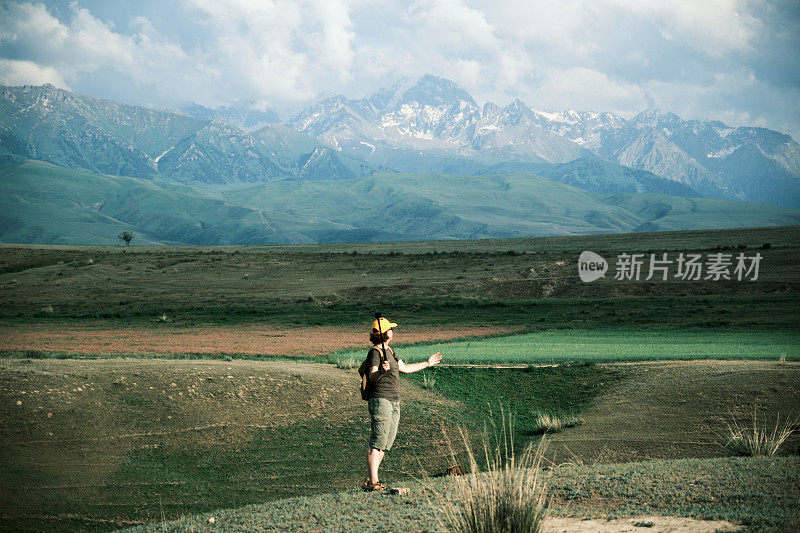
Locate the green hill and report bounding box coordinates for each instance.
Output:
[227,171,800,241]
[2,159,799,245]
[0,160,292,245]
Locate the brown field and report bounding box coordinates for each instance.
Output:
[0,321,519,357]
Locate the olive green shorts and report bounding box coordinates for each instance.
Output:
[368,397,400,451]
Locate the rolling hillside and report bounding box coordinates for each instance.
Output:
[0,160,290,245]
[1,159,799,245]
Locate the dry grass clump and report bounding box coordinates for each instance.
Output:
[422,373,436,390]
[533,412,583,433]
[334,357,358,370]
[435,411,549,533]
[724,410,797,457]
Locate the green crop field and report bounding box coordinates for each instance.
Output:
[337,328,800,365]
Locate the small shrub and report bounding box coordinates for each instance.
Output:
[533,412,583,434]
[422,373,436,390]
[724,411,797,457]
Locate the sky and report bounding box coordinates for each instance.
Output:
[1,0,798,137]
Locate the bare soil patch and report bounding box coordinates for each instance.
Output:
[0,322,519,357]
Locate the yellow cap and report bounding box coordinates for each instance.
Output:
[371,317,398,333]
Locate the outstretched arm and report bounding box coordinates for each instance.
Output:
[398,352,442,373]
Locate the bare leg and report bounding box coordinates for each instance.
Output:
[367,447,385,484]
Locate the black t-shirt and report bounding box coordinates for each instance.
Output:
[367,346,400,401]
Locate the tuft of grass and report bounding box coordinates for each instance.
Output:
[422,373,436,390]
[334,356,358,370]
[533,412,583,434]
[433,410,549,533]
[779,353,787,364]
[724,410,797,457]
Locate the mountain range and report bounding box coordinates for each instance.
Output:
[290,75,800,208]
[0,77,799,245]
[0,84,374,187]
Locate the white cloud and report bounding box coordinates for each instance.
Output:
[0,2,193,98]
[0,58,67,87]
[409,0,499,54]
[181,0,360,104]
[532,67,647,115]
[308,0,356,82]
[609,0,762,57]
[642,68,800,134]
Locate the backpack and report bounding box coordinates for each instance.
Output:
[358,346,392,401]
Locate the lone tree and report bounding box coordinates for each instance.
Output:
[118,231,134,246]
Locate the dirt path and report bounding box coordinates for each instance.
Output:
[547,360,800,463]
[0,322,519,357]
[543,515,741,532]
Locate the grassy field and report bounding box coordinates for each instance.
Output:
[1,225,798,332]
[1,358,798,532]
[1,226,799,532]
[0,358,622,532]
[119,456,800,532]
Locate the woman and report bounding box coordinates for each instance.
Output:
[363,316,442,491]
